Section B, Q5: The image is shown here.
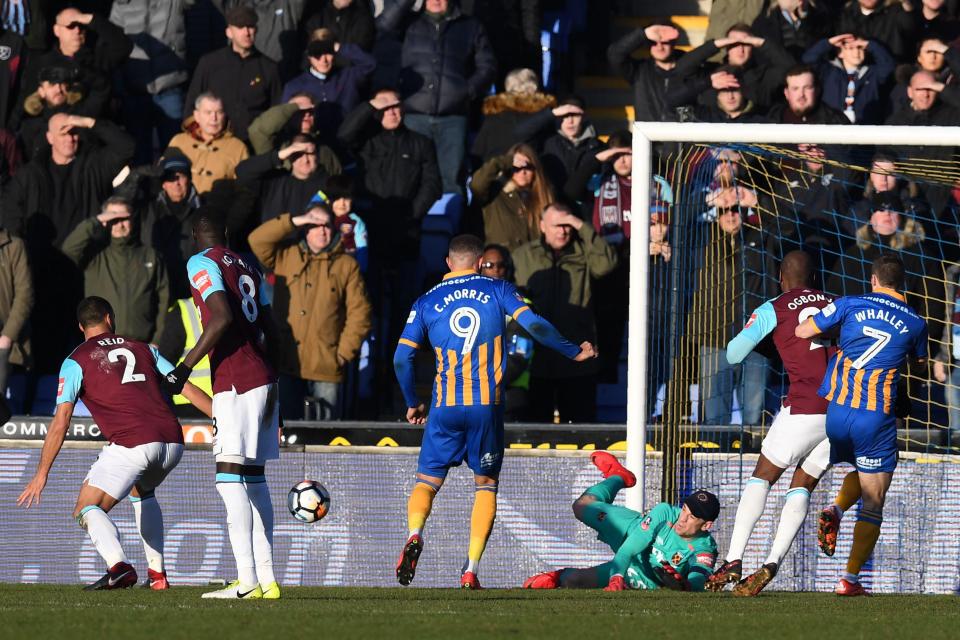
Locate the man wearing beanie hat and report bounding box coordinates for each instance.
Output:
[524,451,719,591]
[141,152,203,299]
[184,5,280,141]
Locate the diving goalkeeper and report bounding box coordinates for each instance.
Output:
[524,452,719,591]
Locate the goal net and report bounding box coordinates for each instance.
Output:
[625,123,960,593]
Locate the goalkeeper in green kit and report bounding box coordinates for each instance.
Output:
[524,452,720,591]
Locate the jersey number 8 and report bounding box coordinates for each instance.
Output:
[449,307,481,354]
[238,274,259,323]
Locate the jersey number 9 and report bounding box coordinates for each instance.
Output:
[449,307,481,354]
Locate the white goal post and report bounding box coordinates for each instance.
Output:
[626,122,960,511]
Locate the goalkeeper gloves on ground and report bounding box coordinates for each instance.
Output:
[604,575,626,591]
[658,562,691,591]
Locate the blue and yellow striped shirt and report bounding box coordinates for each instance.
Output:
[394,270,580,409]
[812,288,927,414]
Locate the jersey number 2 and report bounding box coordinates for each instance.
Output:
[108,348,146,384]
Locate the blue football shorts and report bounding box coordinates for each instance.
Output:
[417,404,505,478]
[825,402,897,473]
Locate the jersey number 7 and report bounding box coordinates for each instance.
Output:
[851,326,891,369]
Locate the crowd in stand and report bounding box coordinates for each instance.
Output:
[1,0,960,428]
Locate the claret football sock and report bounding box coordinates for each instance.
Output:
[846,509,882,578]
[216,480,257,586]
[765,487,810,566]
[726,477,770,562]
[246,479,276,588]
[408,479,439,538]
[584,476,625,504]
[834,471,862,514]
[465,484,498,575]
[131,494,165,573]
[78,505,127,568]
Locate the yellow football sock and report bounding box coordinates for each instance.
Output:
[846,513,882,576]
[835,471,862,512]
[465,485,498,573]
[407,481,438,537]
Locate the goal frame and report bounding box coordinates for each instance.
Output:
[627,122,960,510]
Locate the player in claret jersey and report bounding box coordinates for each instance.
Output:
[524,452,719,592]
[17,297,212,591]
[393,234,596,589]
[162,210,282,600]
[796,254,927,596]
[708,251,835,596]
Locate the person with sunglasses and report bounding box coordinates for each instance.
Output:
[471,142,555,252]
[20,6,132,119]
[480,244,533,421]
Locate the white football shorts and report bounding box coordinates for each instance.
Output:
[761,405,830,477]
[212,382,280,463]
[85,441,184,501]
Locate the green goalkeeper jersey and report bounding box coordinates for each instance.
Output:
[613,503,718,591]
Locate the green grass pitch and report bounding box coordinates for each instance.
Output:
[2,585,958,639]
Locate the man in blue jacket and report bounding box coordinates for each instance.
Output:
[377,0,496,196]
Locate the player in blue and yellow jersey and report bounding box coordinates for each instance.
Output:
[796,254,927,596]
[393,234,596,589]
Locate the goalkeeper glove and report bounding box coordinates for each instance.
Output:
[604,574,627,591]
[161,363,192,396]
[658,562,691,591]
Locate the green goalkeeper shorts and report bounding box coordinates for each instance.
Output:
[581,500,641,551]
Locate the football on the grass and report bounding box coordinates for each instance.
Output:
[287,480,331,523]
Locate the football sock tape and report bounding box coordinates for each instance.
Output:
[846,513,883,576]
[466,484,498,574]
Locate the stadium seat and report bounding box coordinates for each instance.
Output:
[30,375,59,416]
[5,373,26,415]
[419,193,464,279]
